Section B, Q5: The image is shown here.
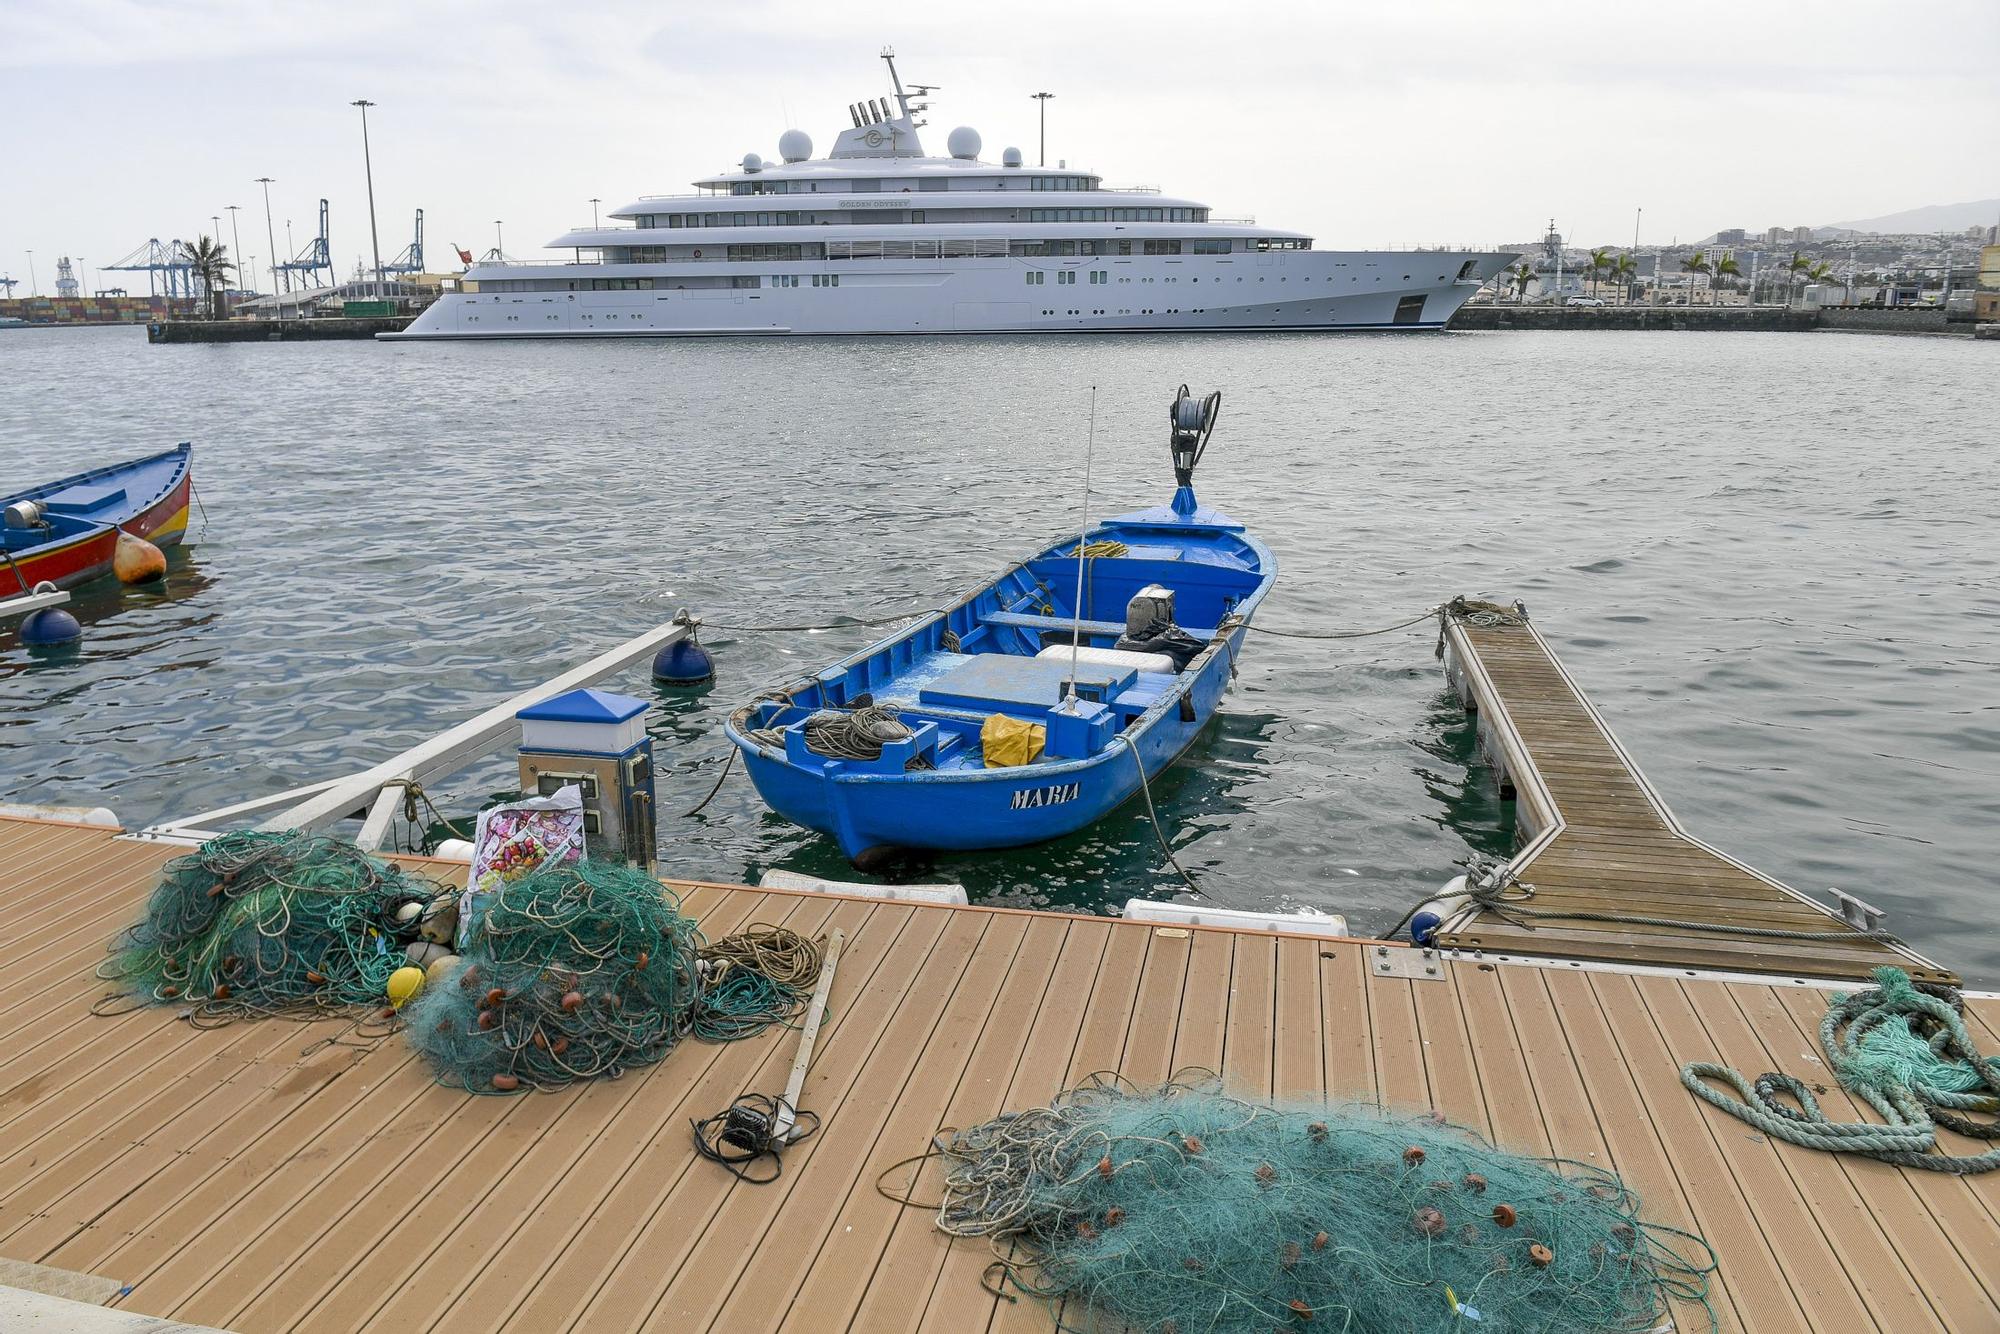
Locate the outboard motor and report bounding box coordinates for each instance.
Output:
[1168,384,1222,518]
[1116,583,1204,670]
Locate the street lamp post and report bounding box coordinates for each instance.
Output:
[256,177,282,305]
[352,100,387,303]
[1031,92,1053,167]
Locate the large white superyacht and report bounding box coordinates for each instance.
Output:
[386,51,1513,341]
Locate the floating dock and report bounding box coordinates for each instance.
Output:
[1,813,1996,1332]
[1436,603,1954,985]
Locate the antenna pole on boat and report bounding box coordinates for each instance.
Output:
[1066,386,1098,702]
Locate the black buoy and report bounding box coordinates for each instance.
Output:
[653,636,715,687]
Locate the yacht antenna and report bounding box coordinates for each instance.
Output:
[881,46,912,119]
[1066,386,1099,700]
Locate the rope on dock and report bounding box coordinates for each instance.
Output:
[1681,967,2000,1174]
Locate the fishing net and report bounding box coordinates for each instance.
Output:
[404,859,703,1093]
[903,1072,1717,1333]
[99,829,433,1020]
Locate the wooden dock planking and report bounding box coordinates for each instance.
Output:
[1436,610,1955,983]
[0,816,1994,1334]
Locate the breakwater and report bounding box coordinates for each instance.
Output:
[1451,305,1817,332]
[1451,303,1991,337]
[147,315,412,343]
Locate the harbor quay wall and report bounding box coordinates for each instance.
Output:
[1816,306,1953,335]
[1449,305,1817,332]
[147,316,413,343]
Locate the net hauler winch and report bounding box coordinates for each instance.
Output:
[515,688,658,869]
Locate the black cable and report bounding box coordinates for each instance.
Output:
[691,1092,820,1184]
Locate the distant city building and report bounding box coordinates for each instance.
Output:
[1716,229,1746,245]
[1763,226,1790,245]
[1792,226,1814,245]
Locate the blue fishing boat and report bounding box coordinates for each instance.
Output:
[725,387,1274,865]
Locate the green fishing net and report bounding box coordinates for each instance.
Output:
[404,859,705,1093]
[918,1073,1717,1333]
[101,829,430,1018]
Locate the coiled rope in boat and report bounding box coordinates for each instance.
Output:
[1682,966,2000,1173]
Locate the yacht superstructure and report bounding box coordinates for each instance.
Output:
[387,51,1512,341]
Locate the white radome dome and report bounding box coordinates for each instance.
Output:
[1001,146,1023,168]
[778,129,812,163]
[947,126,982,160]
[741,152,764,173]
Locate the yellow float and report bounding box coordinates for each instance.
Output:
[386,965,427,1009]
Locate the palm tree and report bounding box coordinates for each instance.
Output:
[1587,248,1613,299]
[1710,252,1741,305]
[1508,262,1536,303]
[1678,252,1710,306]
[1785,251,1812,308]
[185,235,233,319]
[1612,253,1637,303]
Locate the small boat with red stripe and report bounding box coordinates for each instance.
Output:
[2,443,194,594]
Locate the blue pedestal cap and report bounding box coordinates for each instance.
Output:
[653,637,715,686]
[516,687,648,725]
[19,607,82,647]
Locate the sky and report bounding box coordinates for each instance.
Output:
[2,0,1996,294]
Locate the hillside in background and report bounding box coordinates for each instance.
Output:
[1821,198,1998,235]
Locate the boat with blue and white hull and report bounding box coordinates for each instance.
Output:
[725,388,1271,864]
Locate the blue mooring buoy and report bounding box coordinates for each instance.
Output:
[1408,910,1444,948]
[652,636,715,686]
[19,607,83,647]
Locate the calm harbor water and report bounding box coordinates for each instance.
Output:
[3,325,1994,984]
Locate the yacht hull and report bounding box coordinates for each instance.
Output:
[383,250,1514,340]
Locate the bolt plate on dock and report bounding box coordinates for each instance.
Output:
[1371,945,1444,981]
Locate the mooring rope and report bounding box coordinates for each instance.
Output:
[1681,967,2000,1173]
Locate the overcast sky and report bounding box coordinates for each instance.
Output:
[3,0,1995,293]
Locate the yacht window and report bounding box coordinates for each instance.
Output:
[1117,241,1132,256]
[1193,239,1231,254]
[1143,240,1182,255]
[851,179,880,193]
[920,178,947,192]
[732,183,752,196]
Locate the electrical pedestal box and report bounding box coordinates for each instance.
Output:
[515,688,657,870]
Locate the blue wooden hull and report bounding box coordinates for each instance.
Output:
[724,498,1274,861]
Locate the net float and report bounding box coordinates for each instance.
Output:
[483,987,506,1008]
[1096,1154,1113,1179]
[1402,1145,1426,1166]
[1529,1243,1554,1268]
[1413,1206,1446,1238]
[561,991,584,1012]
[1493,1203,1518,1228]
[551,1037,569,1056]
[1255,1162,1277,1188]
[1180,1135,1204,1155]
[212,984,230,1000]
[1279,1241,1300,1270]
[1103,1206,1124,1227]
[491,1074,520,1092]
[1288,1299,1313,1320]
[1311,1230,1329,1251]
[1305,1121,1328,1144]
[478,1010,499,1030]
[1463,1173,1488,1193]
[305,970,328,986]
